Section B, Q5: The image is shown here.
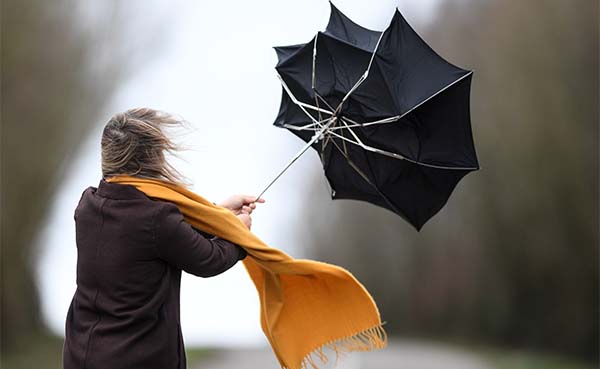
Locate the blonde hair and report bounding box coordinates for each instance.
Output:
[101,108,191,188]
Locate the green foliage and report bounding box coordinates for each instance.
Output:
[0,332,63,369]
[486,349,596,369]
[185,347,215,366]
[0,334,213,369]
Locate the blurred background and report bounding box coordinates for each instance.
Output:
[1,1,598,368]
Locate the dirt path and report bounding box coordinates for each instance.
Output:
[191,339,495,369]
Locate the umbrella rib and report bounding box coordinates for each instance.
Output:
[337,118,479,171]
[325,128,361,147]
[329,138,402,214]
[343,115,401,128]
[304,119,478,171]
[340,119,349,155]
[333,32,385,114]
[316,92,335,111]
[341,71,475,129]
[277,73,333,121]
[284,118,397,131]
[320,116,335,151]
[393,71,474,122]
[339,118,405,161]
[311,33,318,90]
[285,116,401,131]
[282,119,330,132]
[311,33,326,127]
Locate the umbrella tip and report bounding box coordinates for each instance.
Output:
[328,0,340,12]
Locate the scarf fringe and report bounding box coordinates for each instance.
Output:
[282,323,388,369]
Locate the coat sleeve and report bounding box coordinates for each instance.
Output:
[154,202,247,277]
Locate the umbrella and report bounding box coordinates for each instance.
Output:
[258,2,479,230]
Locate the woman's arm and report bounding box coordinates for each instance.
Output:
[154,203,246,277]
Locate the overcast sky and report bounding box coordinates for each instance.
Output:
[36,0,443,347]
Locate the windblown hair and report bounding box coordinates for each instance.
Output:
[101,108,191,188]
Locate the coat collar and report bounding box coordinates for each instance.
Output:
[96,178,149,200]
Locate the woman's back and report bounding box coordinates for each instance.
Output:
[63,179,245,369]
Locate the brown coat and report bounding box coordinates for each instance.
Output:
[63,179,246,369]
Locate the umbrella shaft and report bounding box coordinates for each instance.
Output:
[255,118,335,202]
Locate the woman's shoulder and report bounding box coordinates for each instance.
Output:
[150,200,185,229]
[75,183,170,221]
[151,199,182,217]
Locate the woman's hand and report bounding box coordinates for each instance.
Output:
[218,195,265,215]
[236,213,252,230]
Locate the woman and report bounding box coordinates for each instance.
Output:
[63,108,263,369]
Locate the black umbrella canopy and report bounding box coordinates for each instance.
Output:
[272,2,479,230]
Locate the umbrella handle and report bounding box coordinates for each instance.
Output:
[254,118,335,202]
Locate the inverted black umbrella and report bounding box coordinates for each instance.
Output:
[258,2,479,230]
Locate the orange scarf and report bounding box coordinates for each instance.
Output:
[106,175,387,369]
